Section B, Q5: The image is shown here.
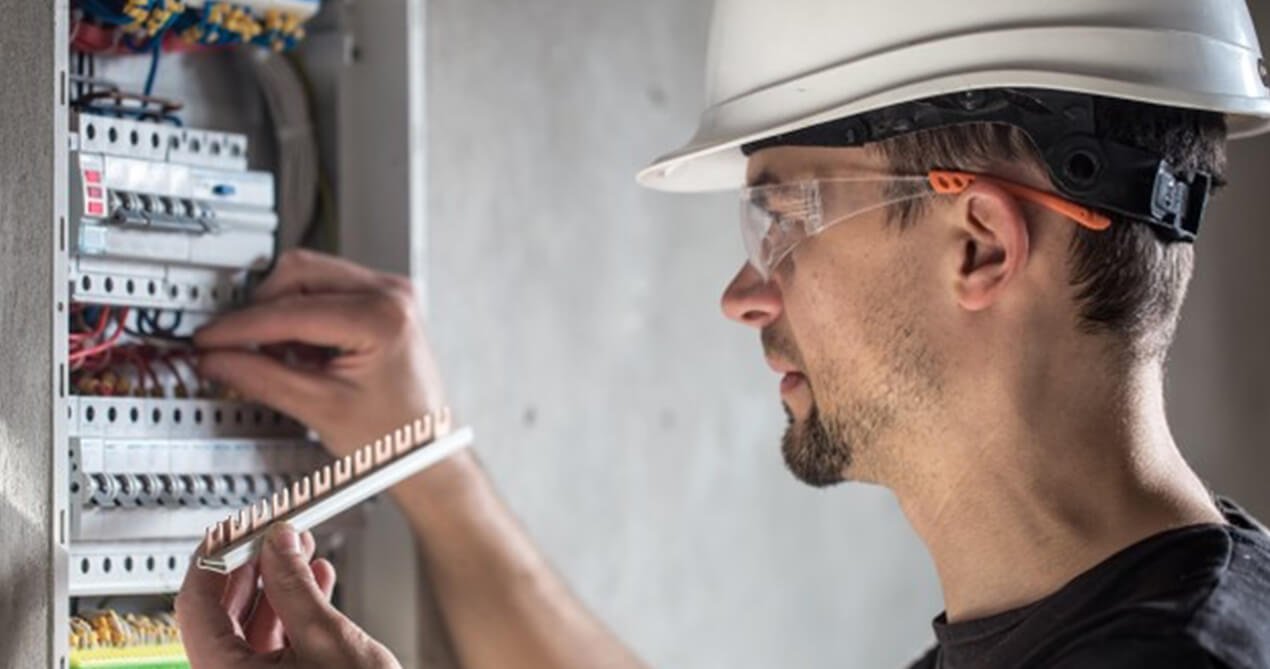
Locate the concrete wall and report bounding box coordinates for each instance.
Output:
[1168,0,1270,520]
[426,2,939,667]
[425,2,1270,668]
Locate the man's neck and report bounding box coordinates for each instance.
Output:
[892,363,1225,623]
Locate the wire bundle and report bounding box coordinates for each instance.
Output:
[70,305,130,371]
[182,2,311,51]
[76,0,312,54]
[248,49,319,250]
[74,0,317,103]
[70,305,210,398]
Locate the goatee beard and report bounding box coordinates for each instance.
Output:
[781,402,851,487]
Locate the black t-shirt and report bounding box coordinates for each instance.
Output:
[907,497,1270,669]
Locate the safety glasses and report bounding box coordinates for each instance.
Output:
[739,170,1112,280]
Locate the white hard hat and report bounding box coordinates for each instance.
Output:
[638,0,1270,194]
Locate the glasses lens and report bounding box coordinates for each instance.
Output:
[740,197,775,278]
[740,182,820,278]
[738,176,935,278]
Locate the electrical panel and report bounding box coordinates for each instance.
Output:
[0,0,433,665]
[61,1,326,667]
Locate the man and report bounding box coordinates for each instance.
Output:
[176,1,1270,667]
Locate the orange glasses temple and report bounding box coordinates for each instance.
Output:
[927,170,1112,232]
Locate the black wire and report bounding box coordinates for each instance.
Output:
[153,309,182,335]
[75,51,85,101]
[136,309,186,339]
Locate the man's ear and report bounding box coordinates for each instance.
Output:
[952,180,1031,312]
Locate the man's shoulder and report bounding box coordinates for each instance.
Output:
[904,645,937,669]
[907,506,1270,669]
[1045,634,1224,668]
[1187,523,1270,669]
[1050,518,1270,669]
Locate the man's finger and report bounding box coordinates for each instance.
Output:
[197,349,340,423]
[254,249,385,303]
[245,531,316,652]
[221,560,260,633]
[175,547,254,666]
[258,524,342,652]
[312,558,337,602]
[194,292,390,352]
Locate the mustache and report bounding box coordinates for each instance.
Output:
[761,328,804,369]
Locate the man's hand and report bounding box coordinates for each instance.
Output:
[194,249,448,454]
[193,250,646,669]
[175,523,400,669]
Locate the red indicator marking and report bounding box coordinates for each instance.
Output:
[86,186,103,198]
[84,170,102,183]
[86,201,104,216]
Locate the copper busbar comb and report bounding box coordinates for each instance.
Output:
[197,407,473,573]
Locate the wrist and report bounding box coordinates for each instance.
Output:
[388,447,488,533]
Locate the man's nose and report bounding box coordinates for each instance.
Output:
[721,263,782,329]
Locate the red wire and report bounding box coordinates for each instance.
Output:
[138,351,162,393]
[69,307,128,363]
[178,350,206,393]
[153,353,186,394]
[118,346,158,395]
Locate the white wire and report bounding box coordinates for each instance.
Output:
[247,49,319,251]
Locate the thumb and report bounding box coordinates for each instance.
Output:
[258,523,342,650]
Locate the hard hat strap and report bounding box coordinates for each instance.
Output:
[741,88,1211,243]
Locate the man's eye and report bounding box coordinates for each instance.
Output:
[772,215,802,234]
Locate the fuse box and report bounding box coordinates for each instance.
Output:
[0,0,434,667]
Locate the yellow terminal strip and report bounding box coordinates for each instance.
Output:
[69,611,188,669]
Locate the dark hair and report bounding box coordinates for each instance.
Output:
[872,99,1227,363]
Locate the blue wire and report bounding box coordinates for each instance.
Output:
[78,0,132,25]
[141,2,184,96]
[79,103,184,127]
[143,36,161,96]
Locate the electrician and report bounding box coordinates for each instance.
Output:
[176,1,1270,667]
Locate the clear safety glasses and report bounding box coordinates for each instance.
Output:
[739,170,1112,280]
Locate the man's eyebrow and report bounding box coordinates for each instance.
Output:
[747,169,781,188]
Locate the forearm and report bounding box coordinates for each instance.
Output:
[389,451,645,669]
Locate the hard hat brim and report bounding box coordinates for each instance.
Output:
[639,27,1270,193]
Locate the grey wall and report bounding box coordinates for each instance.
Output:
[425,2,1270,669]
[0,2,61,666]
[426,2,940,668]
[1169,3,1270,518]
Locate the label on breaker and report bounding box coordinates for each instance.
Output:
[125,441,169,472]
[79,439,105,472]
[76,438,311,475]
